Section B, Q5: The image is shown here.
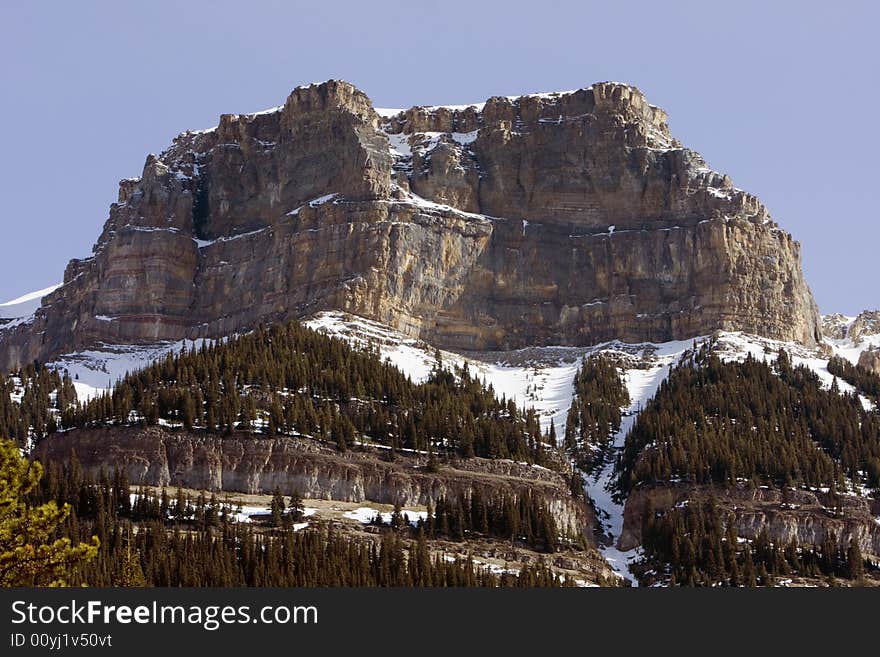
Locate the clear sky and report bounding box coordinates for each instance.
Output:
[1,0,876,314]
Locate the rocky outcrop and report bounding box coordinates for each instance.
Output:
[0,80,821,370]
[620,484,880,558]
[32,426,593,538]
[850,311,880,344]
[822,310,880,371]
[822,313,850,340]
[823,310,880,344]
[858,347,880,375]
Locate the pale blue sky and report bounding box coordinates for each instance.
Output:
[1,0,876,314]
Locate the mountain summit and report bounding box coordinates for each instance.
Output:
[0,80,820,370]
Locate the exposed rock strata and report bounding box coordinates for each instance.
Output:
[32,426,594,539]
[620,484,880,558]
[1,80,821,370]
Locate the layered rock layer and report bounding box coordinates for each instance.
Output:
[33,426,594,538]
[620,484,880,559]
[0,80,821,370]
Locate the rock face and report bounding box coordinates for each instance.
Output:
[822,313,852,340]
[620,485,880,558]
[858,348,880,375]
[822,310,880,372]
[0,80,821,370]
[823,310,880,343]
[849,311,880,343]
[32,426,593,538]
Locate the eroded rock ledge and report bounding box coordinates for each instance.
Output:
[32,426,594,540]
[1,80,821,370]
[620,483,880,559]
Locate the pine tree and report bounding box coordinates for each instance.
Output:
[0,439,98,586]
[846,538,864,581]
[288,489,304,522]
[113,534,146,586]
[270,488,286,527]
[390,502,403,530]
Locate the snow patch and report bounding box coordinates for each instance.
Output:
[48,339,213,402]
[194,227,267,248]
[343,507,428,527]
[386,133,412,159]
[286,193,340,217]
[582,337,700,585]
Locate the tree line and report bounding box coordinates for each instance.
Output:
[617,345,880,493]
[563,355,629,471]
[638,497,867,586]
[3,321,557,465]
[409,491,565,553]
[27,455,570,587]
[0,363,76,445]
[828,355,880,404]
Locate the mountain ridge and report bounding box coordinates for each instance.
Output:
[0,79,821,371]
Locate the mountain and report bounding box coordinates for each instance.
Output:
[823,311,880,374]
[0,283,61,322]
[4,80,877,587]
[0,79,821,372]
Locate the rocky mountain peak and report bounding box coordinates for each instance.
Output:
[849,310,880,344]
[822,310,880,344]
[281,79,380,125]
[0,80,822,370]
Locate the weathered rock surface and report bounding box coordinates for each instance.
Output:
[858,347,880,375]
[620,484,880,558]
[32,426,594,538]
[850,311,880,344]
[821,313,850,340]
[823,310,880,343]
[1,79,821,370]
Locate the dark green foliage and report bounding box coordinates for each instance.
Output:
[288,489,304,522]
[828,356,880,404]
[270,488,286,527]
[563,355,629,471]
[0,364,75,444]
[414,491,563,553]
[4,321,553,465]
[31,460,567,587]
[638,498,867,587]
[618,346,880,493]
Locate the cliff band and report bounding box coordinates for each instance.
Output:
[0,80,821,370]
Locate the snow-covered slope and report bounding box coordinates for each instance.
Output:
[306,311,604,434]
[580,338,699,583]
[302,311,880,583]
[4,305,875,583]
[306,312,582,430]
[712,331,873,410]
[0,283,61,321]
[821,312,880,364]
[49,339,211,402]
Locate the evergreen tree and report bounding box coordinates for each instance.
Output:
[288,489,304,522]
[0,438,98,586]
[270,489,286,528]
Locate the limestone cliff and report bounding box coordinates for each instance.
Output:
[620,484,880,559]
[0,80,821,370]
[32,426,594,539]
